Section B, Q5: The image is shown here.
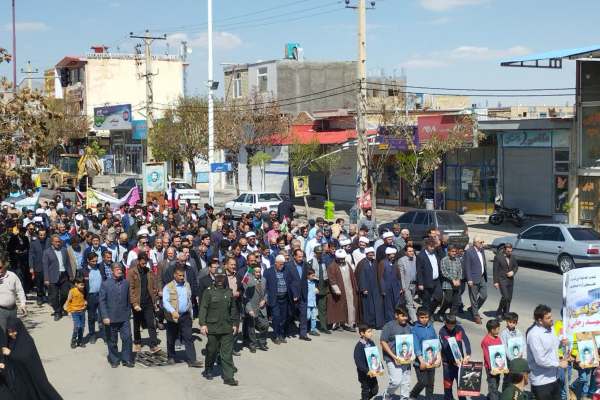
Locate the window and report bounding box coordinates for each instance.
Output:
[257,67,268,93]
[413,212,430,226]
[235,194,247,202]
[258,193,281,201]
[568,228,600,241]
[543,226,565,242]
[435,212,466,229]
[246,194,256,203]
[233,72,242,98]
[520,225,546,240]
[581,106,600,168]
[398,212,415,224]
[388,89,400,97]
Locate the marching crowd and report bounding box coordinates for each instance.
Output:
[0,193,580,400]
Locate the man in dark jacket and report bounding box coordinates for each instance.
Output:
[42,235,73,320]
[416,238,442,317]
[285,248,310,341]
[29,227,49,305]
[493,243,518,318]
[463,237,488,324]
[99,263,134,368]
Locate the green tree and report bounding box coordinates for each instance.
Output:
[150,96,215,183]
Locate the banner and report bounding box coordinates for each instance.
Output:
[78,186,140,210]
[143,162,167,193]
[563,267,600,335]
[132,120,148,140]
[93,104,132,131]
[293,176,310,197]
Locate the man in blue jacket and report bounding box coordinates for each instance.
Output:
[264,255,290,344]
[99,263,134,368]
[285,248,310,341]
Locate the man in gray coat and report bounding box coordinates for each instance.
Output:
[42,235,73,321]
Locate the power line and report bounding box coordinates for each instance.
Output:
[148,0,319,33]
[370,87,575,98]
[365,81,578,92]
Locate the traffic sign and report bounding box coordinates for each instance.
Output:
[210,162,232,173]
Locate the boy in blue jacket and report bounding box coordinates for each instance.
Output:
[410,307,438,399]
[354,324,379,400]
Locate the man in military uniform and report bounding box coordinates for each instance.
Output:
[199,266,240,386]
[501,358,531,400]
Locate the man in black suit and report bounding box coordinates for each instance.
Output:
[42,235,73,320]
[285,248,310,341]
[416,238,443,319]
[463,237,487,324]
[492,243,518,317]
[29,227,50,305]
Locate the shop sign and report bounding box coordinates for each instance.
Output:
[502,131,551,147]
[93,104,132,131]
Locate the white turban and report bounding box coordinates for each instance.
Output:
[339,238,351,247]
[335,249,347,259]
[382,231,394,239]
[385,247,397,255]
[359,237,369,244]
[245,231,256,238]
[365,247,375,254]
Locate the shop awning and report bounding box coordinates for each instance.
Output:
[501,45,600,69]
[267,124,377,146]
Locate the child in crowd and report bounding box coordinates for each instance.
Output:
[501,312,524,360]
[306,268,319,336]
[64,278,87,349]
[481,319,504,400]
[439,314,472,400]
[380,305,412,400]
[354,324,379,400]
[411,307,438,400]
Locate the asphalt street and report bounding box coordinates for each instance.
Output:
[27,255,563,400]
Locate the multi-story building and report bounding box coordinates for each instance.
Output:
[54,45,184,175]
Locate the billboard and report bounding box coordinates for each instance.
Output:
[93,104,132,131]
[132,120,147,140]
[417,114,472,143]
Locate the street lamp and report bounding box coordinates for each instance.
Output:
[207,0,215,206]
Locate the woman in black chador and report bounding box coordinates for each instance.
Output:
[4,317,62,400]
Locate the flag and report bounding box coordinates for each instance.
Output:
[126,186,141,206]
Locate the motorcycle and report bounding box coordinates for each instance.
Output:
[488,195,525,227]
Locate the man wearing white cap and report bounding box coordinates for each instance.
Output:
[245,231,258,253]
[376,231,396,263]
[355,247,384,329]
[378,246,403,323]
[339,238,355,270]
[352,236,369,266]
[326,249,357,330]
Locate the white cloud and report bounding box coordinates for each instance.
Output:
[3,21,49,32]
[400,45,530,69]
[429,16,451,25]
[166,31,242,51]
[419,0,487,12]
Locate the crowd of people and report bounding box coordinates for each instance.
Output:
[0,193,580,400]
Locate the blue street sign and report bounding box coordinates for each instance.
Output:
[210,162,232,173]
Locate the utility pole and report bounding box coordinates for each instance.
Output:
[129,30,166,163]
[20,61,39,91]
[11,0,17,93]
[181,41,189,97]
[207,0,216,206]
[347,0,373,216]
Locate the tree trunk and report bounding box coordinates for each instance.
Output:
[246,146,254,191]
[188,159,196,187]
[261,165,266,192]
[371,180,378,223]
[325,171,331,201]
[303,195,310,220]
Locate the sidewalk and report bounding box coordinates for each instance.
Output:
[200,187,521,245]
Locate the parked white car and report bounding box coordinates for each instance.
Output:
[169,180,202,206]
[224,192,283,217]
[491,224,600,273]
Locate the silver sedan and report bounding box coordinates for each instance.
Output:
[491,224,600,273]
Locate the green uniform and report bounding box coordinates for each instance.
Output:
[199,284,240,380]
[500,384,527,400]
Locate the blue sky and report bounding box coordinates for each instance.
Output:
[1,0,596,106]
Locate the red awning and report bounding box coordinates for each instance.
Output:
[268,124,375,145]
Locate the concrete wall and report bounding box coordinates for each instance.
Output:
[248,61,278,97]
[329,147,357,205]
[276,60,357,114]
[84,57,184,122]
[237,145,290,195]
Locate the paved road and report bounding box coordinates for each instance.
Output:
[27,256,563,400]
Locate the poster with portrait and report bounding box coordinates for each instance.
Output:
[563,267,600,336]
[488,344,509,375]
[448,337,463,363]
[458,361,483,397]
[578,339,599,369]
[364,346,384,376]
[395,334,415,364]
[422,339,441,368]
[506,336,525,360]
[293,176,310,197]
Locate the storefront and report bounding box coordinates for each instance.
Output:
[444,137,497,215]
[479,118,573,218]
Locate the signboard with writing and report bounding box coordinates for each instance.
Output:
[502,131,552,147]
[563,267,600,335]
[132,120,147,140]
[210,162,233,173]
[93,104,132,131]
